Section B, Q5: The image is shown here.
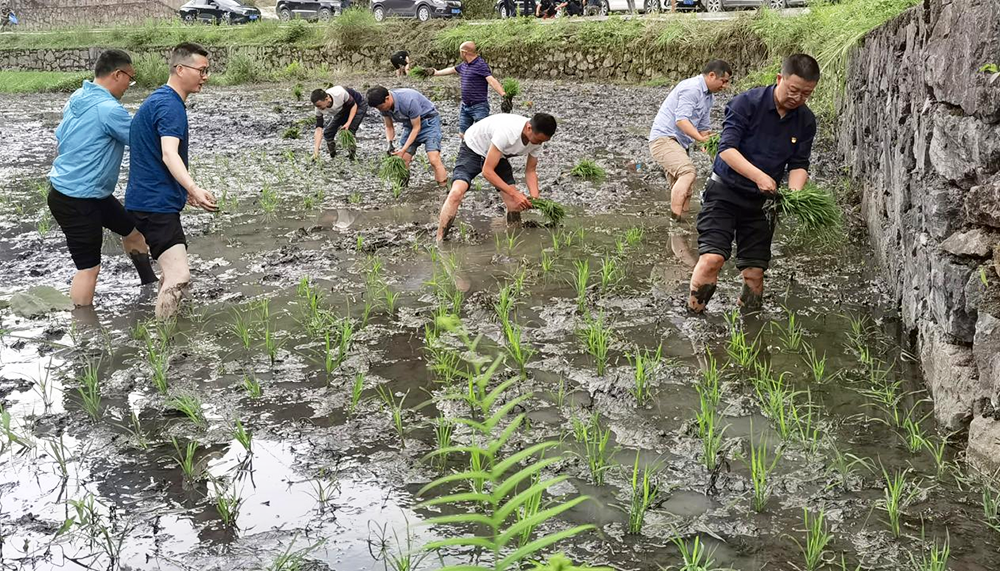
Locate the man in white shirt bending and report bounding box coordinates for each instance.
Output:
[435,113,557,242]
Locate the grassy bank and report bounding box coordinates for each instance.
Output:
[0,71,90,93]
[0,0,918,119]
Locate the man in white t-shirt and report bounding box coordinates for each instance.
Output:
[435,112,557,242]
[310,85,368,161]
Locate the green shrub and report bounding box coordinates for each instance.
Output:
[133,52,170,88]
[0,71,90,93]
[222,51,269,85]
[326,9,378,50]
[282,126,301,139]
[280,19,309,44]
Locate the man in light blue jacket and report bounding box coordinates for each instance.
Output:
[47,49,157,307]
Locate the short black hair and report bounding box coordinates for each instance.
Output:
[310,88,329,105]
[366,86,390,108]
[94,49,132,78]
[781,53,820,83]
[169,42,209,70]
[702,59,732,77]
[530,113,557,137]
[390,50,408,69]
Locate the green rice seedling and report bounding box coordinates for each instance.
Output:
[383,286,400,316]
[698,133,720,159]
[171,438,200,481]
[0,405,33,454]
[349,372,365,414]
[379,155,409,193]
[433,415,453,471]
[541,250,555,274]
[983,479,1000,534]
[776,308,804,353]
[923,435,951,478]
[121,410,149,450]
[625,226,644,247]
[292,83,303,101]
[168,394,206,428]
[790,392,822,455]
[243,371,262,399]
[496,230,522,255]
[146,337,170,394]
[516,473,544,548]
[578,312,613,376]
[282,126,301,139]
[260,183,280,215]
[696,396,726,472]
[501,77,521,99]
[46,435,71,480]
[408,65,430,78]
[349,191,362,204]
[570,159,606,182]
[266,538,326,571]
[210,477,244,529]
[530,197,566,225]
[626,452,660,534]
[229,306,255,352]
[376,386,408,447]
[369,518,432,571]
[64,493,134,569]
[337,128,357,155]
[724,309,760,370]
[881,466,921,538]
[802,345,828,384]
[776,183,842,233]
[307,467,339,510]
[825,442,872,489]
[551,377,567,408]
[753,372,798,442]
[898,407,931,453]
[571,259,590,312]
[599,254,623,294]
[36,212,52,237]
[908,534,950,571]
[701,350,721,395]
[233,419,252,453]
[670,535,721,571]
[572,412,615,486]
[742,433,782,512]
[626,344,663,406]
[502,318,535,379]
[494,283,517,325]
[263,322,283,366]
[76,359,102,421]
[791,508,833,571]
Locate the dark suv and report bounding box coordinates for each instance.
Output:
[371,0,462,22]
[276,0,346,20]
[178,0,262,24]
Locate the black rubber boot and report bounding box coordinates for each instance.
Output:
[326,139,337,159]
[129,252,158,285]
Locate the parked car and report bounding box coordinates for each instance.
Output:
[276,0,347,20]
[371,0,462,22]
[179,0,262,24]
[703,0,804,11]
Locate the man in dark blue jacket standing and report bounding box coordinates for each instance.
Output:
[688,54,820,313]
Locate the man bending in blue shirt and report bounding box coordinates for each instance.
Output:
[427,42,507,137]
[367,86,448,187]
[688,54,820,313]
[47,49,157,308]
[649,59,731,219]
[125,43,217,319]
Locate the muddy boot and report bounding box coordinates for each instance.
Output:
[738,283,764,311]
[326,139,337,160]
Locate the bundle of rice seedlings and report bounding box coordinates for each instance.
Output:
[501,78,520,113]
[570,159,606,182]
[776,183,842,232]
[282,126,301,140]
[530,197,566,226]
[699,133,720,159]
[379,155,409,190]
[408,66,433,79]
[337,129,356,153]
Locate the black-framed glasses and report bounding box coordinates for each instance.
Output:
[118,69,136,87]
[176,64,211,77]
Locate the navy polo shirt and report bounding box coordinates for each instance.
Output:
[712,84,816,197]
[125,85,189,213]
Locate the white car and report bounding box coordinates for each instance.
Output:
[591,0,698,14]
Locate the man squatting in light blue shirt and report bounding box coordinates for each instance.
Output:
[648,59,732,219]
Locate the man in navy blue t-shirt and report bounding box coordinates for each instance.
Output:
[428,41,506,137]
[125,42,217,319]
[688,54,820,314]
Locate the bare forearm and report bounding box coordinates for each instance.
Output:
[433,67,457,76]
[675,119,704,142]
[485,169,518,196]
[526,170,540,198]
[345,106,358,126]
[487,76,505,97]
[313,128,323,154]
[401,127,420,152]
[163,151,195,192]
[385,124,395,142]
[788,169,808,191]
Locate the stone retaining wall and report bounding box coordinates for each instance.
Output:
[6,0,179,30]
[838,0,1000,468]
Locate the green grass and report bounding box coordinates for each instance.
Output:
[0,71,90,94]
[529,198,566,226]
[570,159,606,182]
[776,183,843,233]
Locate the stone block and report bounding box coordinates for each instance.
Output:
[967,173,1000,229]
[940,228,997,258]
[975,311,1000,393]
[919,321,980,430]
[968,415,1000,473]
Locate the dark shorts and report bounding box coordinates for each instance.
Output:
[696,178,774,270]
[452,142,515,188]
[47,186,136,270]
[323,101,369,141]
[128,211,186,260]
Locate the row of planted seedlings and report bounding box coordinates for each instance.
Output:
[690,306,970,570]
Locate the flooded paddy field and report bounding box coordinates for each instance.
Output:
[1,75,996,570]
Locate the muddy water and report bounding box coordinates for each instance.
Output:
[0,76,995,570]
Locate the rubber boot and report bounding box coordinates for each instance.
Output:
[326,139,337,159]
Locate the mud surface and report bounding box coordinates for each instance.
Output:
[1,75,996,570]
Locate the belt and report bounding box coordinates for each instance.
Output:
[710,172,725,184]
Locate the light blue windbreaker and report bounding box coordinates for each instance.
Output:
[48,81,131,199]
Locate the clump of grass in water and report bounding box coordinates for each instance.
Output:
[291,83,303,101]
[529,197,566,225]
[881,466,921,538]
[502,318,534,379]
[671,535,721,571]
[232,419,252,453]
[243,371,262,399]
[696,385,726,472]
[210,477,244,529]
[908,534,950,571]
[625,344,662,406]
[76,359,102,421]
[570,159,606,182]
[572,412,615,486]
[168,394,206,428]
[376,386,407,448]
[171,437,200,481]
[578,312,612,376]
[625,452,660,535]
[282,125,301,140]
[742,432,781,512]
[791,508,833,571]
[802,344,828,383]
[571,259,589,313]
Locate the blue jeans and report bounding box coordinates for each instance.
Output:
[400,114,443,156]
[458,101,490,135]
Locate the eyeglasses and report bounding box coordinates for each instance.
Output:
[176,64,211,77]
[118,69,136,87]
